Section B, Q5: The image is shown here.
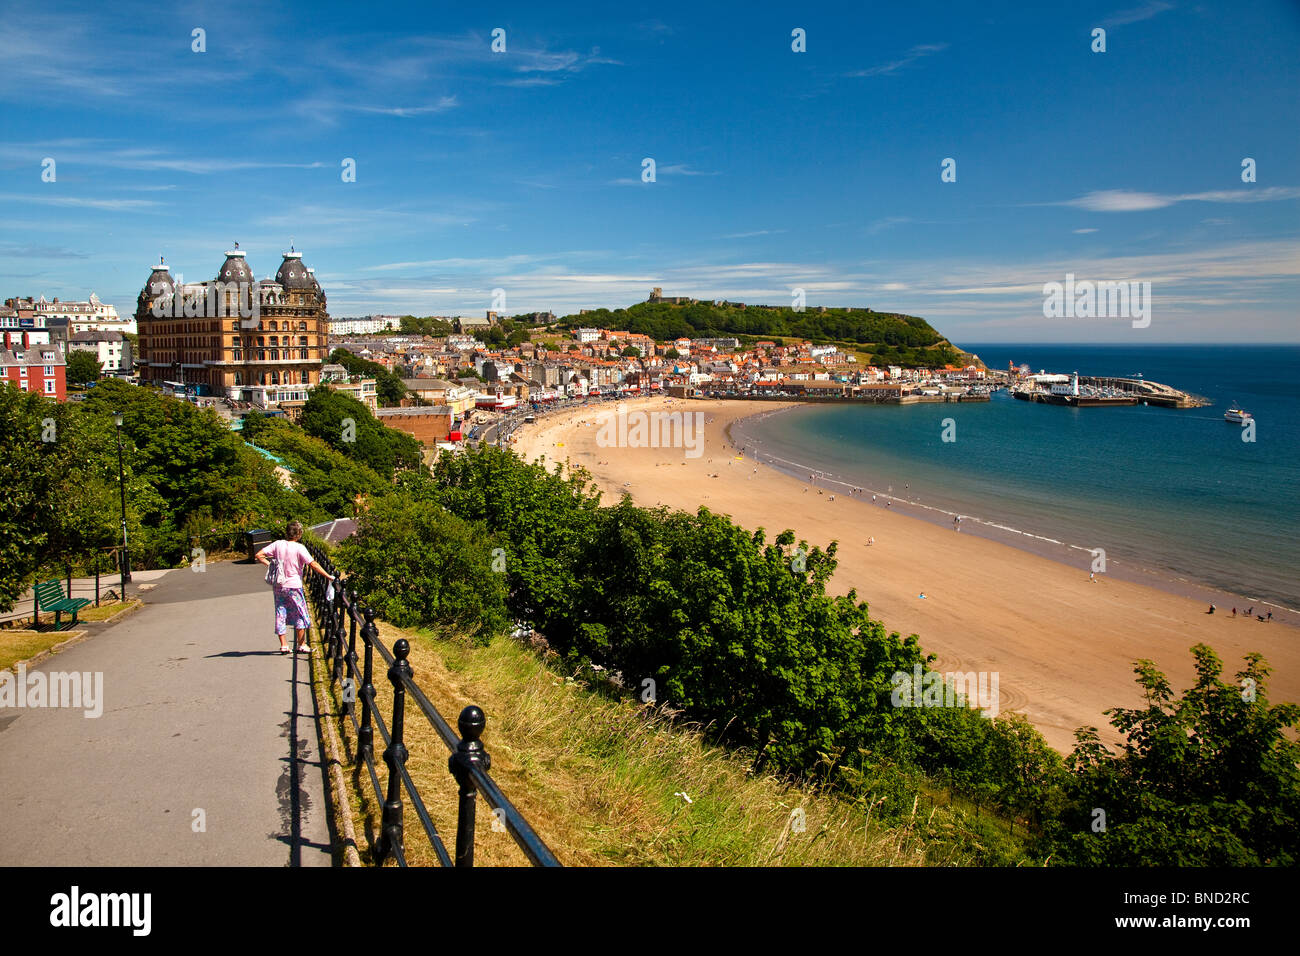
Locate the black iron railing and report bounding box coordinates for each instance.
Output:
[303,542,561,867]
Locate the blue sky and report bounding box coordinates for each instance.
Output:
[1,0,1297,343]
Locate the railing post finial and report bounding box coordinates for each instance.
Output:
[449,704,491,867]
[375,636,411,864]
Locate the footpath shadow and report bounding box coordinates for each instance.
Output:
[273,648,335,865]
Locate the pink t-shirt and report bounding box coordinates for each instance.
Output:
[265,540,313,589]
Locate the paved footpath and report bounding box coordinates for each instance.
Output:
[0,561,334,866]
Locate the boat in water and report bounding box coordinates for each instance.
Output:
[1224,406,1253,424]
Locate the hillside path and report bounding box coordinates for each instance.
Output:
[0,561,334,866]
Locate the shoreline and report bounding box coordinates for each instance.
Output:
[725,403,1300,623]
[508,396,1299,754]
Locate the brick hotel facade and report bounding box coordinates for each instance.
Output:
[135,247,330,417]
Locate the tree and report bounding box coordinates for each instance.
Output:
[298,387,422,480]
[66,349,102,384]
[0,380,315,602]
[664,347,680,360]
[1045,644,1300,865]
[328,348,407,408]
[620,345,641,358]
[242,414,388,517]
[335,495,509,641]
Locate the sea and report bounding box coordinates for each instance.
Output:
[730,345,1300,615]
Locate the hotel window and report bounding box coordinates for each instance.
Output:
[298,336,307,347]
[269,321,277,331]
[44,365,53,375]
[300,370,309,384]
[19,366,27,377]
[45,379,55,394]
[298,321,307,331]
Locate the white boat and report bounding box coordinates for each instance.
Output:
[1224,406,1253,424]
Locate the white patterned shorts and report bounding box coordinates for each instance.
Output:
[274,586,312,635]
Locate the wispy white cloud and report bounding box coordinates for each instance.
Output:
[0,143,326,175]
[1054,187,1300,212]
[609,163,718,185]
[1102,1,1176,29]
[341,97,459,118]
[846,43,949,78]
[0,193,161,211]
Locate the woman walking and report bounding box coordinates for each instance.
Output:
[256,521,338,654]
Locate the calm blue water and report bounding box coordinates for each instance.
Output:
[735,345,1300,611]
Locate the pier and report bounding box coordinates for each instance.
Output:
[1009,369,1208,409]
[1079,376,1208,408]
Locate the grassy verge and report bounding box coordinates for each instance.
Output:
[1,599,140,631]
[0,630,85,672]
[74,599,142,622]
[325,620,1036,866]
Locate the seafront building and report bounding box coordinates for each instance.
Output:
[134,247,330,418]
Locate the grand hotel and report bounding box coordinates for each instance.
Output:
[135,246,330,416]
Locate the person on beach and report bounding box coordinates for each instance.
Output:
[1267,611,1272,622]
[1232,607,1237,618]
[1090,572,1096,583]
[256,521,338,654]
[1208,604,1216,614]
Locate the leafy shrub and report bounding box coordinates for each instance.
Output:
[336,495,508,642]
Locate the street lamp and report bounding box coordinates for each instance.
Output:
[112,411,131,592]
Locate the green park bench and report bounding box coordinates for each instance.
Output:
[34,579,92,631]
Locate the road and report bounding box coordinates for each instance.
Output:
[0,560,334,866]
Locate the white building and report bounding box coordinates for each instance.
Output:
[574,327,601,344]
[68,330,133,376]
[0,306,52,345]
[34,293,135,335]
[330,315,398,336]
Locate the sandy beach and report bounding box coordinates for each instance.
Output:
[510,396,1299,754]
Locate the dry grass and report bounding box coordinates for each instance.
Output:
[321,620,1013,867]
[73,599,141,622]
[0,630,84,671]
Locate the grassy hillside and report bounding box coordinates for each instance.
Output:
[559,300,966,367]
[321,620,1035,866]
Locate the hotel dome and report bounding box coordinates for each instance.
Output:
[275,251,314,291]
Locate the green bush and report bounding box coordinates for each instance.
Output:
[335,495,509,642]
